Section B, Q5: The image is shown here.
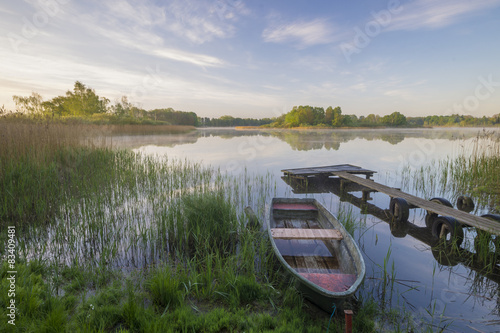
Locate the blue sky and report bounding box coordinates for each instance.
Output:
[1,0,500,118]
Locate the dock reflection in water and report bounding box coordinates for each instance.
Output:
[282,175,500,329]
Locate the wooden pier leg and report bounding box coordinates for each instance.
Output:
[344,310,353,333]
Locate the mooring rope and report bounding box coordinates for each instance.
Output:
[326,303,336,333]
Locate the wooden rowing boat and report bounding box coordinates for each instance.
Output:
[266,197,365,312]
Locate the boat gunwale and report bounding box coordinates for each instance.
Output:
[266,197,366,299]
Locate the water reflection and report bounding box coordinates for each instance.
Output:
[110,127,487,151]
[108,127,500,332]
[283,175,500,331]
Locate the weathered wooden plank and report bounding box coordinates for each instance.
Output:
[273,203,318,210]
[333,171,500,234]
[282,164,376,177]
[271,228,343,240]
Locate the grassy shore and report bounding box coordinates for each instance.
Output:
[1,120,443,332]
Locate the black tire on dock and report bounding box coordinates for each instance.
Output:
[431,216,464,246]
[426,197,454,220]
[481,214,500,222]
[390,197,409,223]
[456,196,475,212]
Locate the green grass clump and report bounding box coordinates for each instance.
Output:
[181,191,240,255]
[146,265,184,310]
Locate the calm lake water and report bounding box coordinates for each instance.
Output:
[114,127,499,332]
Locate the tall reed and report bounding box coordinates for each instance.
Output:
[400,131,500,211]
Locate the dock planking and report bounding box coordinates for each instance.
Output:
[282,164,376,179]
[333,171,500,235]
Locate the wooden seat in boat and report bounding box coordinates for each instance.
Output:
[271,228,343,240]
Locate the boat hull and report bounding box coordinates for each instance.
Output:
[266,198,365,312]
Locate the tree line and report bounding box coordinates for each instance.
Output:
[269,106,408,128]
[7,81,198,126]
[4,82,499,128]
[267,105,499,128]
[199,115,274,127]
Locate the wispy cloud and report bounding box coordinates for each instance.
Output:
[262,18,336,48]
[103,0,166,26]
[164,0,250,44]
[151,48,224,67]
[388,0,500,31]
[74,2,226,68]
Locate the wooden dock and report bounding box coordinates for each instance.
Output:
[281,164,500,235]
[332,172,500,234]
[281,175,500,281]
[282,164,376,180]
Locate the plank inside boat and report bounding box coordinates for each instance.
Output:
[271,228,343,240]
[274,218,321,229]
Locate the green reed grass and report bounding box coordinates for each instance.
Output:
[401,131,500,211]
[0,119,378,332]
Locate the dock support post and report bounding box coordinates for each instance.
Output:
[344,309,353,333]
[340,179,346,193]
[362,190,370,201]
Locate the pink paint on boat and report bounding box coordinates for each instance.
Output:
[299,273,356,292]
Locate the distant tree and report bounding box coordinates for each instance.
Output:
[43,96,67,117]
[111,96,133,117]
[343,114,358,127]
[284,107,300,127]
[64,81,109,116]
[407,117,424,127]
[12,92,46,115]
[325,106,334,124]
[331,106,342,127]
[41,81,109,117]
[365,114,378,124]
[297,106,315,125]
[382,111,407,126]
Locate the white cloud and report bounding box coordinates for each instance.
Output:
[74,5,225,68]
[104,0,166,26]
[262,18,335,48]
[164,0,250,44]
[151,48,224,67]
[388,0,500,31]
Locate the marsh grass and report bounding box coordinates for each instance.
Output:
[401,131,500,212]
[0,119,379,332]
